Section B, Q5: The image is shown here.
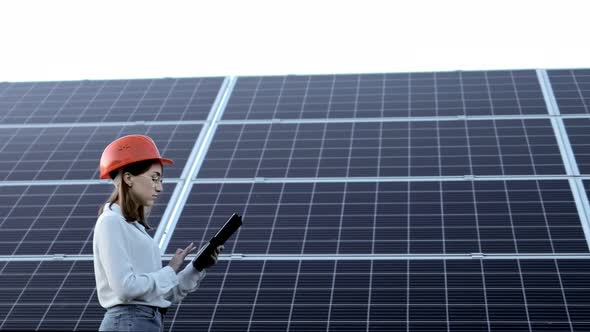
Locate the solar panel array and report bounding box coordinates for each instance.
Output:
[167,180,587,256]
[2,259,590,331]
[1,69,590,331]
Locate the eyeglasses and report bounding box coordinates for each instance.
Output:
[138,174,164,187]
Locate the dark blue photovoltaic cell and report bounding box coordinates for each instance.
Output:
[0,184,172,255]
[565,118,590,175]
[2,259,589,331]
[0,124,201,181]
[0,260,101,331]
[166,180,588,255]
[222,70,547,120]
[0,77,224,124]
[170,259,590,331]
[548,69,590,114]
[198,119,564,179]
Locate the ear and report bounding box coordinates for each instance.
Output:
[123,172,134,187]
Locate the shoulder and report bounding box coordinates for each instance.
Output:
[96,206,127,232]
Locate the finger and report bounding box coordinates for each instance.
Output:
[187,242,197,253]
[179,242,195,256]
[181,248,194,258]
[176,248,183,254]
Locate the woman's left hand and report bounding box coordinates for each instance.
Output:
[208,245,224,266]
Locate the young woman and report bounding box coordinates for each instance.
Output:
[93,134,222,332]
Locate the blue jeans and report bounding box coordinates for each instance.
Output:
[99,305,164,332]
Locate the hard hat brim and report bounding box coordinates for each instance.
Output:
[99,157,175,179]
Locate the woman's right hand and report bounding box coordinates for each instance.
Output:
[167,242,196,273]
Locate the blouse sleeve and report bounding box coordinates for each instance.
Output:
[163,260,207,303]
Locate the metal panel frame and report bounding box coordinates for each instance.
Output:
[537,69,590,248]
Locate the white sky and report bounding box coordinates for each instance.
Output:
[1,0,589,82]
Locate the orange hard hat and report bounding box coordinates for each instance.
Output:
[99,135,174,179]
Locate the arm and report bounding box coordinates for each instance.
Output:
[95,215,179,302]
[163,244,223,303]
[163,262,207,303]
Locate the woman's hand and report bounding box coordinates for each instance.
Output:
[195,245,224,271]
[168,242,197,273]
[207,245,224,268]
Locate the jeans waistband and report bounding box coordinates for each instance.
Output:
[112,304,168,317]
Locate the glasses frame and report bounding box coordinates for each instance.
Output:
[137,174,164,187]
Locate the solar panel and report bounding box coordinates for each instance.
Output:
[0,260,101,331]
[167,258,590,331]
[0,78,224,124]
[167,180,588,255]
[564,118,590,174]
[198,119,564,179]
[548,69,590,114]
[222,70,547,120]
[0,124,202,181]
[0,183,173,256]
[1,258,588,331]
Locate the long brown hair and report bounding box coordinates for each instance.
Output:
[98,159,160,230]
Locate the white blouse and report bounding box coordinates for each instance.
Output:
[93,203,205,309]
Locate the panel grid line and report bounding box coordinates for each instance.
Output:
[510,72,539,176]
[244,81,302,329]
[31,82,63,124]
[245,183,287,332]
[73,80,106,124]
[5,126,59,180]
[325,87,358,327]
[204,181,257,332]
[74,287,97,331]
[285,182,317,331]
[502,181,533,331]
[10,185,60,256]
[436,73,451,331]
[551,259,575,331]
[2,82,36,123]
[478,259,492,332]
[36,259,82,330]
[0,261,49,329]
[570,69,590,113]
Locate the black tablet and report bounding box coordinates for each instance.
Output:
[192,213,242,271]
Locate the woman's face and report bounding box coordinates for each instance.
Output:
[128,163,163,207]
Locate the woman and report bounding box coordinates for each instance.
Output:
[93,134,222,332]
